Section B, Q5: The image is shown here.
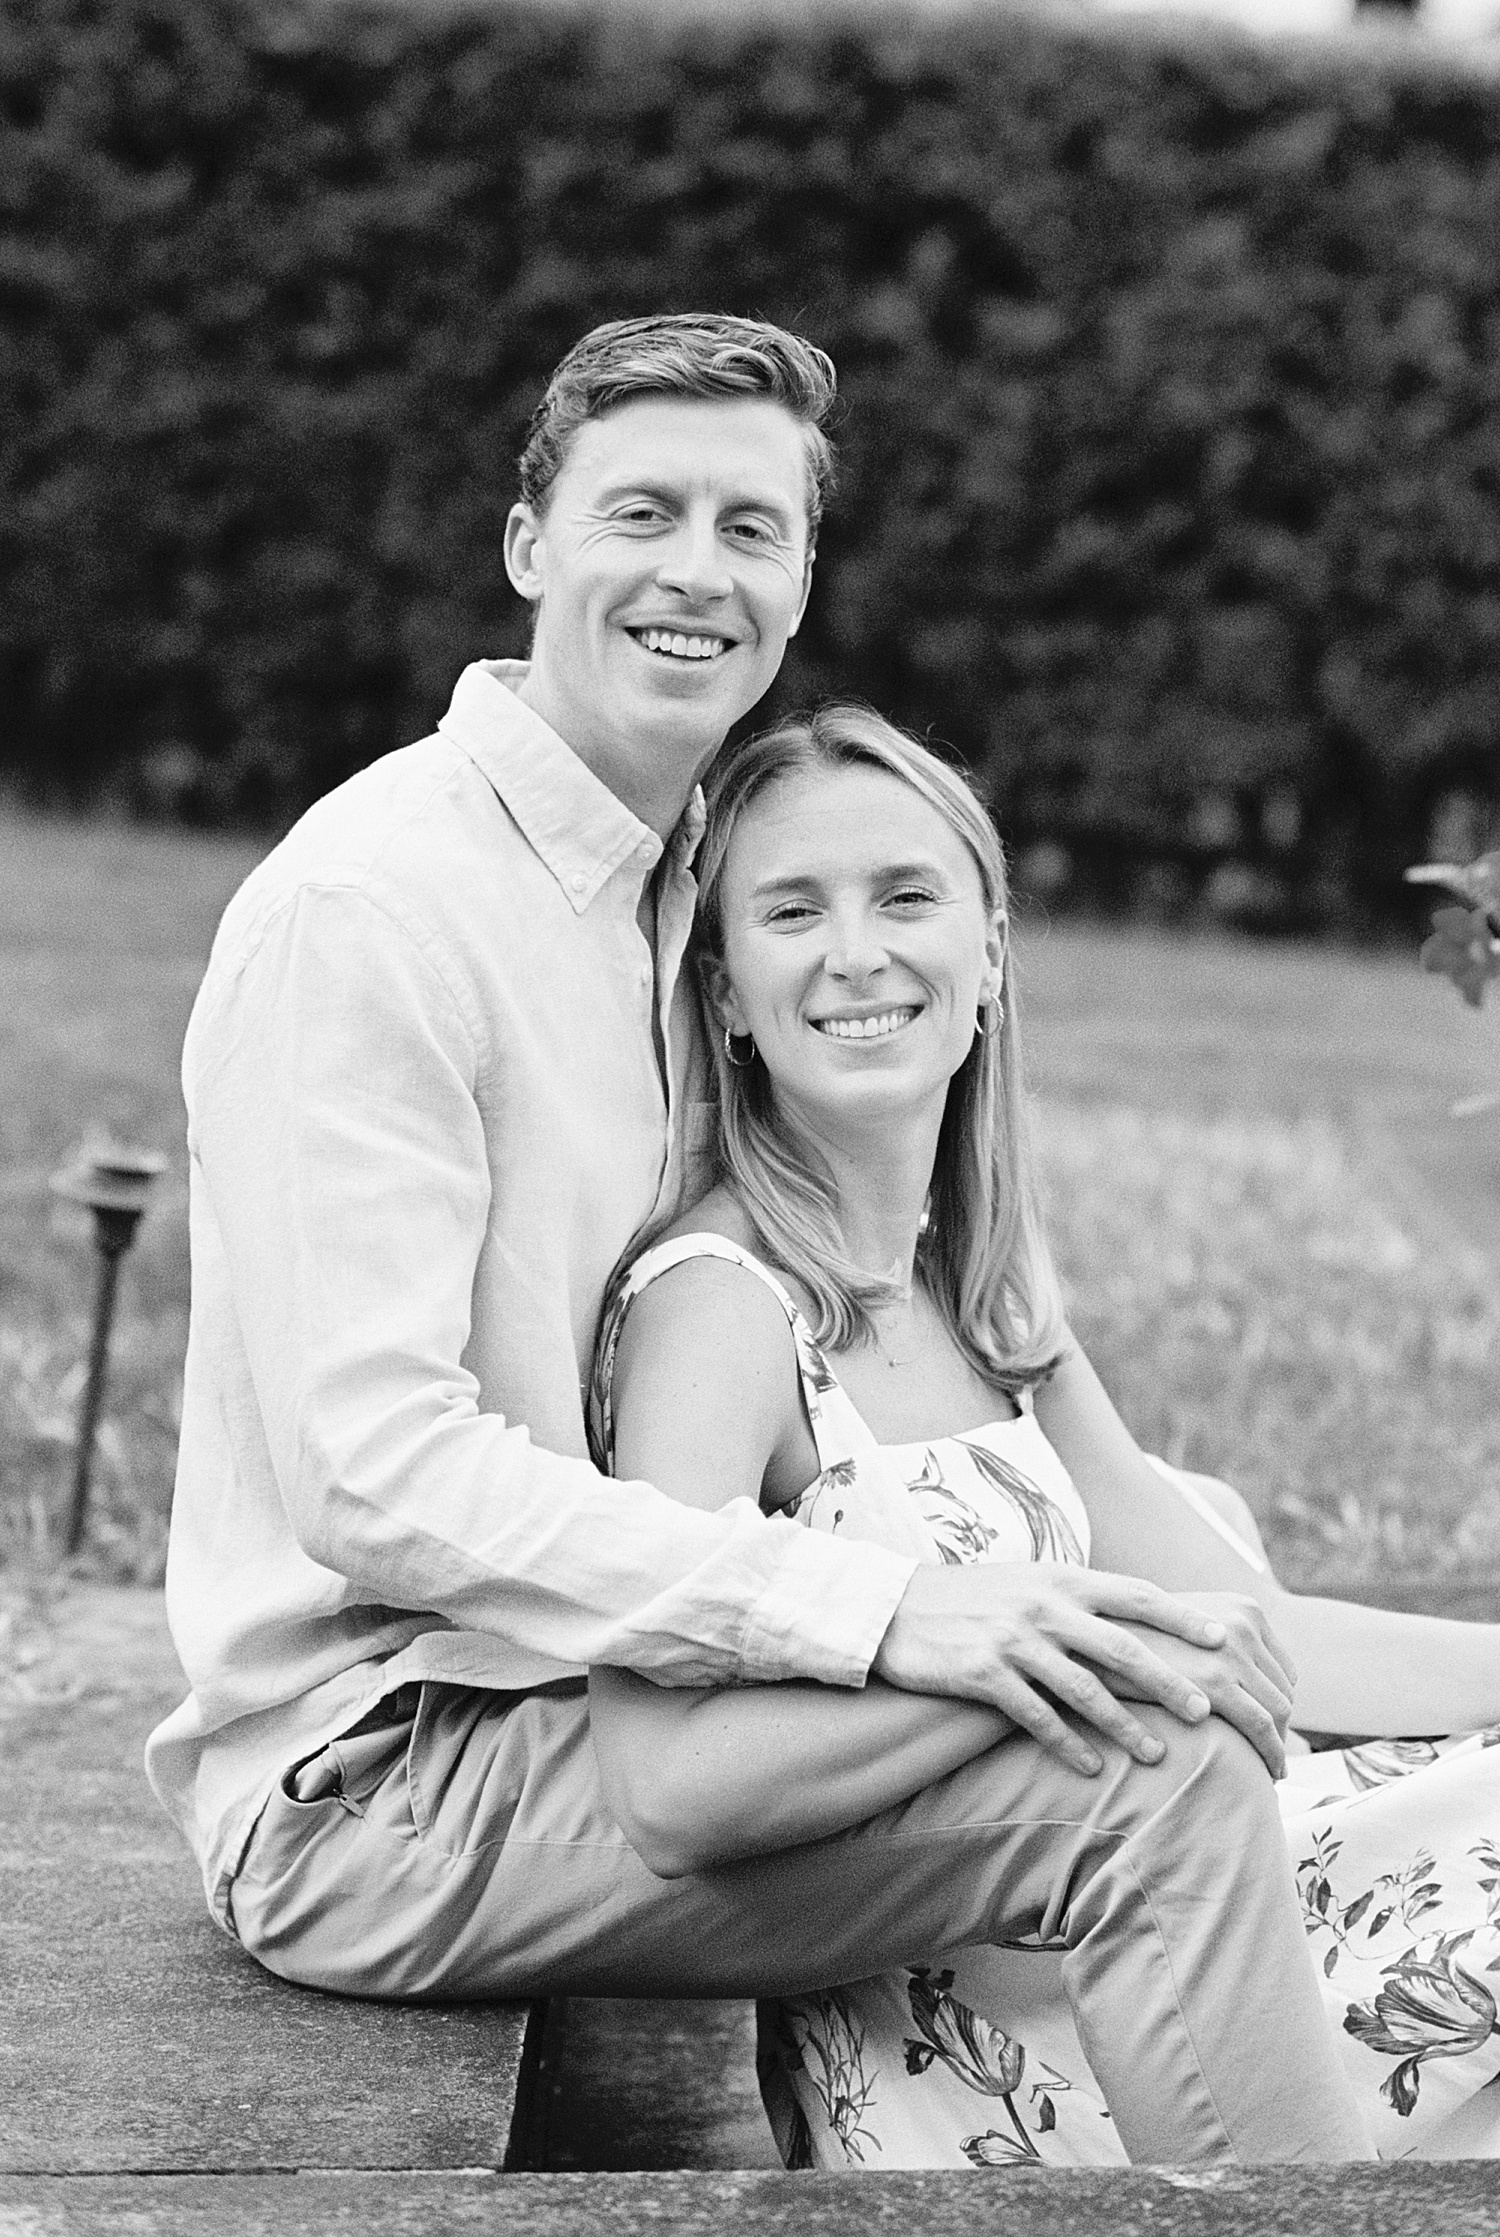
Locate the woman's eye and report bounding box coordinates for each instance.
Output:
[886,887,937,909]
[766,902,817,926]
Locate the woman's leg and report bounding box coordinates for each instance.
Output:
[227,1680,1374,2166]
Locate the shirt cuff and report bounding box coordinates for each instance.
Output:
[736,1526,917,1688]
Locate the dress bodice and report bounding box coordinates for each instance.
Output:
[591,1232,1090,1572]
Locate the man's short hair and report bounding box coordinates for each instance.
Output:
[518,312,838,533]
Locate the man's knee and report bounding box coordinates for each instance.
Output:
[953,1699,1276,1841]
[1107,1700,1284,1862]
[1033,1707,1283,1956]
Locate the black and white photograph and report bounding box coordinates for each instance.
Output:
[4,0,1500,2226]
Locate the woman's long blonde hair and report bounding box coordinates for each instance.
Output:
[693,704,1067,1396]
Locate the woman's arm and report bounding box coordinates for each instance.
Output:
[589,1666,1008,1878]
[1036,1338,1500,1740]
[591,1255,1012,1874]
[1274,1595,1500,1739]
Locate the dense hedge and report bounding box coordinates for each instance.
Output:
[5,0,1500,928]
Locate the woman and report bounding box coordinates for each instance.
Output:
[587,704,1500,2168]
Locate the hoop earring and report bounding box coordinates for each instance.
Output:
[977,998,1004,1038]
[724,1026,756,1069]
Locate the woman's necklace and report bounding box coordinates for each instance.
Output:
[872,1291,920,1371]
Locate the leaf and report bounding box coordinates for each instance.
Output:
[1035,2092,1056,2133]
[905,2043,936,2076]
[1368,1908,1396,1938]
[1419,907,1500,1009]
[1343,1890,1374,1930]
[1324,1944,1340,1978]
[1405,849,1500,918]
[1315,1880,1331,1915]
[1383,2056,1422,2119]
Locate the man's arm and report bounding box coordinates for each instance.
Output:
[186,880,914,1689]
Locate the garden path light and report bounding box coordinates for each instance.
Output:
[49,1144,166,1558]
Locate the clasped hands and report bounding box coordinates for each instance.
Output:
[872,1562,1295,1780]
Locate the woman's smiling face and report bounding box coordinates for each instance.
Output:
[712,762,1005,1134]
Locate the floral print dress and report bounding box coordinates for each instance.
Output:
[592,1232,1500,2168]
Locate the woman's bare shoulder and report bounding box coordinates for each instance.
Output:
[654,1185,760,1252]
[610,1205,813,1510]
[616,1209,794,1382]
[650,1189,821,1325]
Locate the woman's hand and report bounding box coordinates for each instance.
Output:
[1107,1591,1298,1781]
[872,1561,1252,1777]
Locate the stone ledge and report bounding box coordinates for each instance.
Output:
[4,2165,1500,2237]
[0,1595,542,2177]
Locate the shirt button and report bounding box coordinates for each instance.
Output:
[569,872,587,895]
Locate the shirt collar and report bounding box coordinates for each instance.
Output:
[438,660,703,913]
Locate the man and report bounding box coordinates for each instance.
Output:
[148,314,1371,2164]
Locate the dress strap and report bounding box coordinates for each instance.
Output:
[588,1232,861,1482]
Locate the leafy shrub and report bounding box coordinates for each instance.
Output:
[1406,843,1500,1117]
[4,0,1499,927]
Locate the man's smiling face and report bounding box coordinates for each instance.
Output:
[504,393,815,831]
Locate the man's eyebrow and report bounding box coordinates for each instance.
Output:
[596,477,797,524]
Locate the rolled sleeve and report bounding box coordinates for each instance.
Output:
[736,1523,916,1686]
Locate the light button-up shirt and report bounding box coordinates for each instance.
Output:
[146,662,914,1921]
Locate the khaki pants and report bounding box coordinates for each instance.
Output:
[228,1678,1374,2166]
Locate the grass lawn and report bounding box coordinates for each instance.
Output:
[1,809,1496,1588]
[1016,920,1500,1588]
[0,813,264,1580]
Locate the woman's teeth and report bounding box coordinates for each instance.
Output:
[815,1009,918,1040]
[635,628,726,661]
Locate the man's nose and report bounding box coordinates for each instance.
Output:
[654,517,734,605]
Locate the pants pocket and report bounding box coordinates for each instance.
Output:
[405,1679,586,1859]
[226,1687,424,1980]
[278,1683,422,1815]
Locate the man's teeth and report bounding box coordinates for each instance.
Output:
[816,1009,917,1040]
[638,628,726,660]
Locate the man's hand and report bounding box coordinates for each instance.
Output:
[871,1563,1290,1778]
[1109,1592,1297,1780]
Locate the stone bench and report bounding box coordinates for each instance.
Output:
[5,1575,1500,2235]
[0,1587,544,2184]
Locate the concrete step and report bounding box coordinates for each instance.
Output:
[9,1575,1500,2208]
[0,1585,540,2178]
[5,2164,1500,2235]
